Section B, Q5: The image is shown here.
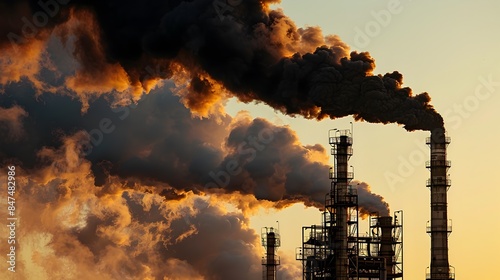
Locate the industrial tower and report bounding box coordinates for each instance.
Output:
[328,128,357,279]
[426,129,455,280]
[296,129,403,279]
[262,227,280,280]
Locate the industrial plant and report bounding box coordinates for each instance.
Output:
[262,128,454,280]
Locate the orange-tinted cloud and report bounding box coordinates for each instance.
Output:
[0,38,49,91]
[0,132,264,279]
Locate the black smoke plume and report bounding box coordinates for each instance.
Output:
[0,0,443,131]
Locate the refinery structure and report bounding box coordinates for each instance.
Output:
[295,129,403,280]
[263,128,454,280]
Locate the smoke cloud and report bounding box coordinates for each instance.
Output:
[0,140,263,279]
[0,0,443,130]
[354,180,390,218]
[0,1,436,278]
[277,253,303,279]
[0,80,331,209]
[0,77,392,278]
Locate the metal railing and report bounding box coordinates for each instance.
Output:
[426,272,455,279]
[425,265,455,279]
[425,136,451,145]
[426,220,452,233]
[426,178,451,187]
[329,136,353,145]
[425,160,451,168]
[329,168,354,180]
[330,146,353,156]
[261,255,280,265]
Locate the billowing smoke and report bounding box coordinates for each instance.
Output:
[354,180,390,218]
[277,254,303,279]
[0,0,443,130]
[0,77,392,278]
[0,1,434,278]
[0,137,263,279]
[0,77,393,213]
[0,80,354,279]
[0,80,331,209]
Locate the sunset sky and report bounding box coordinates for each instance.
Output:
[0,0,499,279]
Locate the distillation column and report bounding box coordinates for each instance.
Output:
[426,129,454,280]
[330,130,354,280]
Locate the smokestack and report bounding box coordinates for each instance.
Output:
[378,216,395,280]
[262,227,280,280]
[329,129,354,280]
[426,128,454,280]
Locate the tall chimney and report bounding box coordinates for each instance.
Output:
[426,129,454,280]
[329,129,354,280]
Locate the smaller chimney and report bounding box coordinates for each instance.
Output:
[379,216,395,280]
[262,226,280,280]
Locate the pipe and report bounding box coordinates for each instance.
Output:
[378,216,394,280]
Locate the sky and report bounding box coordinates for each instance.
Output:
[0,0,499,279]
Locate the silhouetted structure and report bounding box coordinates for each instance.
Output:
[262,227,280,280]
[296,129,403,279]
[425,130,455,279]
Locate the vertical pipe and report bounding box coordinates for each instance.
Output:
[380,257,387,280]
[379,216,394,280]
[305,256,314,280]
